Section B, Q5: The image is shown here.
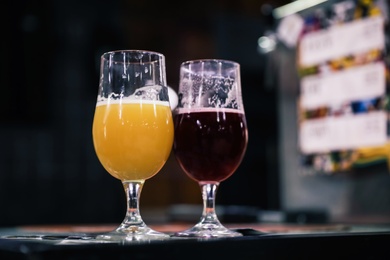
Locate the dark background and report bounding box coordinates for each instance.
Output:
[0,0,289,226]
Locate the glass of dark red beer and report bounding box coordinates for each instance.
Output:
[172,59,248,238]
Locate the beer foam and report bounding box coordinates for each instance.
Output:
[175,107,245,114]
[96,98,170,107]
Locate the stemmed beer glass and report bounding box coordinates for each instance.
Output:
[173,59,248,238]
[92,50,173,242]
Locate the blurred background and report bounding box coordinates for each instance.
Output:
[1,0,284,226]
[1,0,389,227]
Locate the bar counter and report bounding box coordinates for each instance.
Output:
[0,222,389,259]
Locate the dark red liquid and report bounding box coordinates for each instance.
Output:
[173,111,248,182]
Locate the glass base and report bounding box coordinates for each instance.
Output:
[95,225,170,243]
[172,223,243,238]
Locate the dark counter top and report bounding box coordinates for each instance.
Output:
[0,223,389,259]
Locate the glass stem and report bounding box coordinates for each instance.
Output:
[118,181,146,230]
[199,182,222,225]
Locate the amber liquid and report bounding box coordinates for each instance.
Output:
[173,110,248,182]
[93,100,174,181]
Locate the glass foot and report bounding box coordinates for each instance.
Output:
[172,223,243,238]
[95,225,170,243]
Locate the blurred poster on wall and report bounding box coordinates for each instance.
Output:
[295,0,390,174]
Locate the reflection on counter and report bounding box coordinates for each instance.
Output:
[167,204,329,224]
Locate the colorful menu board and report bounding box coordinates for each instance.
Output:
[296,0,389,174]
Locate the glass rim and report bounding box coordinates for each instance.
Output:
[180,59,240,67]
[101,49,165,60]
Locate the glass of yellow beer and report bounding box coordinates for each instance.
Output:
[92,50,173,242]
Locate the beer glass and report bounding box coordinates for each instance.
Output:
[92,50,173,242]
[172,59,248,238]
